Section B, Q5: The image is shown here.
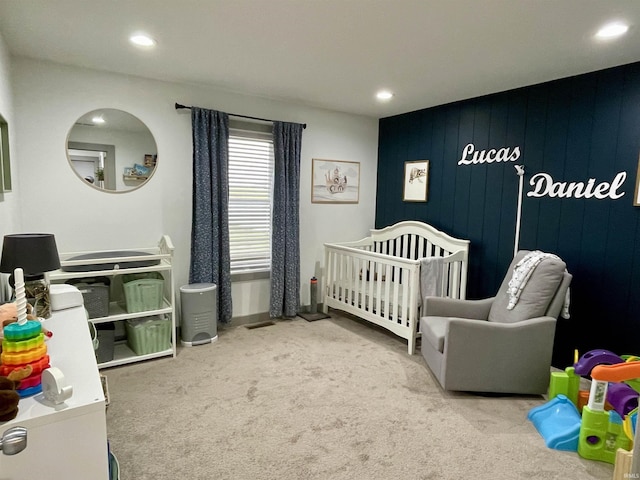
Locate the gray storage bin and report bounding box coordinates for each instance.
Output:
[67,277,110,319]
[95,323,115,363]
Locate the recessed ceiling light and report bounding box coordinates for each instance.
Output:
[595,22,629,39]
[92,116,105,125]
[376,90,394,101]
[129,33,157,47]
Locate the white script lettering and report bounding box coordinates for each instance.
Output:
[527,171,626,200]
[458,143,521,165]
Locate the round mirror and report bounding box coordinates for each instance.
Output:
[66,108,157,192]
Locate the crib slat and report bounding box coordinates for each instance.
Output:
[445,262,452,297]
[401,267,410,327]
[409,235,419,260]
[339,252,347,303]
[334,251,340,301]
[391,266,400,324]
[357,260,369,312]
[367,260,375,313]
[382,264,391,318]
[334,251,340,302]
[326,250,333,301]
[350,256,356,307]
[450,261,461,299]
[352,256,358,305]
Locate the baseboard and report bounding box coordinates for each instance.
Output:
[226,303,327,328]
[298,303,325,314]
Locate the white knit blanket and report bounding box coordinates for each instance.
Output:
[507,250,570,319]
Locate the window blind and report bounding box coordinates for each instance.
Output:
[228,128,274,274]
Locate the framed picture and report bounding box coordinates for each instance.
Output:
[311,159,360,204]
[403,160,429,202]
[634,154,640,206]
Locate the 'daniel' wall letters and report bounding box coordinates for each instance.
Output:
[457,143,629,201]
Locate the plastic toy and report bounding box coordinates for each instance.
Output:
[527,394,582,451]
[0,268,49,398]
[574,349,624,376]
[622,407,637,442]
[577,362,640,464]
[0,355,50,377]
[607,382,639,418]
[0,341,47,365]
[530,348,640,464]
[548,366,581,406]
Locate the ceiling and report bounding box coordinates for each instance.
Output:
[1,0,640,118]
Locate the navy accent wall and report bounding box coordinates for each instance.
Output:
[376,62,640,367]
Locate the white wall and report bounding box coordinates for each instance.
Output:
[0,32,20,240]
[11,58,379,318]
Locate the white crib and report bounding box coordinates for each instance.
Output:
[322,221,470,354]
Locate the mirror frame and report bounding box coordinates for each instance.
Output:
[66,109,157,194]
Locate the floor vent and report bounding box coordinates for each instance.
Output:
[244,321,276,330]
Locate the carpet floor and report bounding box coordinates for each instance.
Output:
[104,312,614,480]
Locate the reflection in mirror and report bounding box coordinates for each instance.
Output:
[66,109,157,192]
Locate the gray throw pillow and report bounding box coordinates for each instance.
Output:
[488,252,566,324]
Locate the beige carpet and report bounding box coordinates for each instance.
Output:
[104,313,614,480]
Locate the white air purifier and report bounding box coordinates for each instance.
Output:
[180,283,218,347]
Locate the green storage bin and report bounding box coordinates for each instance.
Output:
[122,277,164,313]
[122,271,163,283]
[125,317,171,355]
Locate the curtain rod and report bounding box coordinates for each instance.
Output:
[175,103,306,129]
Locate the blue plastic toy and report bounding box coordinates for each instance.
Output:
[528,394,582,451]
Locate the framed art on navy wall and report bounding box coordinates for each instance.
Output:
[403,160,429,202]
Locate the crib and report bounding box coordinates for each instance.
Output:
[322,221,470,354]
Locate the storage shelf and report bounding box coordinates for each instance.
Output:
[49,235,176,370]
[87,298,172,324]
[98,342,173,369]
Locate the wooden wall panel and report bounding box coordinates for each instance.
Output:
[376,62,640,366]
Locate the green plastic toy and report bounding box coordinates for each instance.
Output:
[548,366,581,407]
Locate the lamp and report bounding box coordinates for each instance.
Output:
[0,233,61,318]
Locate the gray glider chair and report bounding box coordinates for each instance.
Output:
[420,250,572,395]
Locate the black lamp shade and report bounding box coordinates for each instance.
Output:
[0,233,61,277]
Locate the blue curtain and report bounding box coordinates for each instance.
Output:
[270,121,304,318]
[189,107,233,324]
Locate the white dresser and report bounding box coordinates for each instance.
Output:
[0,306,109,479]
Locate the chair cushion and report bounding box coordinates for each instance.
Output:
[488,254,566,324]
[421,316,471,353]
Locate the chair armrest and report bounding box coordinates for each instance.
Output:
[444,317,556,373]
[423,296,494,320]
[441,316,558,393]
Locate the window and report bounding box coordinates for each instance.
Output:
[228,123,274,275]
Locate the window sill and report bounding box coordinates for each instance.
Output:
[231,270,270,282]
